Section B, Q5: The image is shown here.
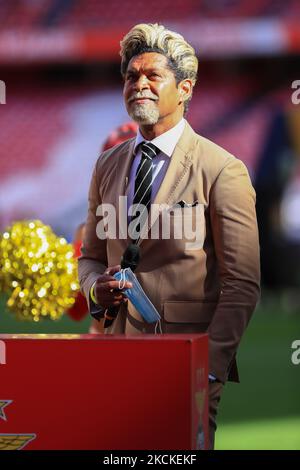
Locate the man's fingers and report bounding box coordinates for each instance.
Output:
[96,277,132,291]
[94,282,129,300]
[95,274,115,284]
[93,271,132,307]
[103,280,132,291]
[104,265,121,276]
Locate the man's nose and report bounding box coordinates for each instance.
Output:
[134,74,149,91]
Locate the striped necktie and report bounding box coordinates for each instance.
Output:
[131,141,159,241]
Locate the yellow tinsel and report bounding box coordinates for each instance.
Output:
[0,220,79,321]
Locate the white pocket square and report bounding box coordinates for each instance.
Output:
[175,200,199,208]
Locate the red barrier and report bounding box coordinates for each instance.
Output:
[0,334,208,450]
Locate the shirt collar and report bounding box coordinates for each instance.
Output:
[134,118,186,158]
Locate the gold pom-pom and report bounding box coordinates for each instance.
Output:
[0,220,79,321]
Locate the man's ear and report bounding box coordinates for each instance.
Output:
[179,79,193,104]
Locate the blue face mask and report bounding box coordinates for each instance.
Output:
[114,268,161,324]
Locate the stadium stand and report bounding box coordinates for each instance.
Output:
[0,0,299,287]
[1,0,300,30]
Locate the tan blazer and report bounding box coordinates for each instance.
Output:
[79,122,260,383]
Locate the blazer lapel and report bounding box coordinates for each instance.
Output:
[117,138,136,197]
[114,138,136,246]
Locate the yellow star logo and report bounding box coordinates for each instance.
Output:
[0,400,12,421]
[0,400,36,450]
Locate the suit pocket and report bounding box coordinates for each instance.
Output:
[163,300,217,324]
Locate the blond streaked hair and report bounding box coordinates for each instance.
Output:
[120,23,198,113]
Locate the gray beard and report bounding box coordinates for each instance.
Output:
[128,103,160,125]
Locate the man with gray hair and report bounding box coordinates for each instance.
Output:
[79,23,260,449]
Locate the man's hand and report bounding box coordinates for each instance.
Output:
[94,265,132,309]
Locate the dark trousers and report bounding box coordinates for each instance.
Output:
[208,381,224,450]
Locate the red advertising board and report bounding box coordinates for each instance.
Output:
[0,334,208,450]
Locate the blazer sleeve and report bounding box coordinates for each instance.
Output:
[208,158,261,383]
[78,160,108,314]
